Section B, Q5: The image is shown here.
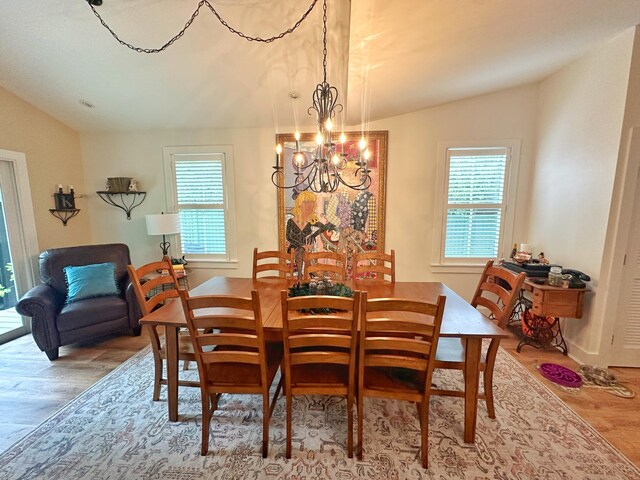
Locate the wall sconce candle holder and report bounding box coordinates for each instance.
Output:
[49,184,80,226]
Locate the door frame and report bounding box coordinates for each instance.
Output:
[0,149,39,341]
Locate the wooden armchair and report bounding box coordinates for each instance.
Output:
[353,249,395,282]
[252,248,293,279]
[127,257,197,401]
[432,260,525,419]
[280,290,361,458]
[179,289,283,456]
[303,251,347,281]
[358,293,446,468]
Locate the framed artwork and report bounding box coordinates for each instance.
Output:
[276,130,388,278]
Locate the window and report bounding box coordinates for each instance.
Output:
[433,141,520,269]
[163,146,237,265]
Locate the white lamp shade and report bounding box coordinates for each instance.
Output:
[146,213,181,236]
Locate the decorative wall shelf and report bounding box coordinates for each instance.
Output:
[96,191,147,220]
[49,209,80,226]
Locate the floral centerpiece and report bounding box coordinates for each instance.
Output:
[288,281,353,314]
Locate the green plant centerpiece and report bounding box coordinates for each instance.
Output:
[288,280,353,314]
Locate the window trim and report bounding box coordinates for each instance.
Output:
[431,139,521,272]
[163,145,238,268]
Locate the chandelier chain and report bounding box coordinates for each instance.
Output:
[87,0,319,53]
[322,0,327,83]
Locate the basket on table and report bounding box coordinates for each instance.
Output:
[107,177,132,192]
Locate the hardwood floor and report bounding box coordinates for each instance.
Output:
[0,330,638,467]
[0,332,148,453]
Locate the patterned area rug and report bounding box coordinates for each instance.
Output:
[0,347,638,480]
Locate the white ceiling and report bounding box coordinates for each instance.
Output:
[1,0,640,133]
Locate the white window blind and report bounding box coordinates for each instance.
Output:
[443,148,509,259]
[175,159,227,255]
[163,145,237,265]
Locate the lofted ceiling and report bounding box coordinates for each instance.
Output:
[1,0,640,133]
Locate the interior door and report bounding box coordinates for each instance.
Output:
[0,151,38,344]
[610,133,640,367]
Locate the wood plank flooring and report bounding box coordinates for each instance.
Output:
[0,330,638,467]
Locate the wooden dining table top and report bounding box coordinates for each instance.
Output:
[139,276,505,339]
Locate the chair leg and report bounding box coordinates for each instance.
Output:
[420,399,429,469]
[286,393,292,459]
[45,348,59,361]
[357,393,364,460]
[145,325,163,401]
[183,360,190,371]
[211,393,220,412]
[484,367,496,419]
[347,391,354,458]
[262,393,270,458]
[201,393,211,456]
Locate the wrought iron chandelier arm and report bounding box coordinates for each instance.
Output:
[87,0,319,53]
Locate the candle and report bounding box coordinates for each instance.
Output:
[275,144,282,169]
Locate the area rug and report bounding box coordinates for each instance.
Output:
[0,348,638,480]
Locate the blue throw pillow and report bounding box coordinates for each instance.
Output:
[64,262,120,303]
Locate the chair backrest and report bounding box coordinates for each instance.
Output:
[472,260,526,329]
[40,243,132,297]
[252,248,293,279]
[179,289,269,388]
[359,293,446,398]
[127,256,181,316]
[303,251,347,281]
[281,290,360,388]
[353,250,395,282]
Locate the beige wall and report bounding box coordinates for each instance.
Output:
[366,84,538,298]
[80,128,277,286]
[80,84,539,299]
[527,29,635,360]
[0,87,91,251]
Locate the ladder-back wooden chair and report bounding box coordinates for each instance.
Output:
[358,293,446,468]
[280,290,361,458]
[179,289,283,457]
[432,260,526,419]
[303,250,347,281]
[353,249,395,282]
[252,248,293,279]
[128,257,197,401]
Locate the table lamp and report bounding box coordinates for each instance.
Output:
[145,213,181,258]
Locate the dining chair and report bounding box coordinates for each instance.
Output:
[252,248,293,279]
[128,257,198,401]
[432,260,526,419]
[303,250,347,281]
[358,293,446,468]
[353,249,395,282]
[179,289,283,456]
[280,289,361,458]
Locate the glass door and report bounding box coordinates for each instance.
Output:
[0,152,38,344]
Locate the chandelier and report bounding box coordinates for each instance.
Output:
[271,0,372,194]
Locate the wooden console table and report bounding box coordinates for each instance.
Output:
[510,278,588,354]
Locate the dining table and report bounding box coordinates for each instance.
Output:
[139,276,506,444]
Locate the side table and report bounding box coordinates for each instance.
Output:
[146,269,189,296]
[510,278,588,355]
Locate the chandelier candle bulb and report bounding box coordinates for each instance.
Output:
[275,144,282,169]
